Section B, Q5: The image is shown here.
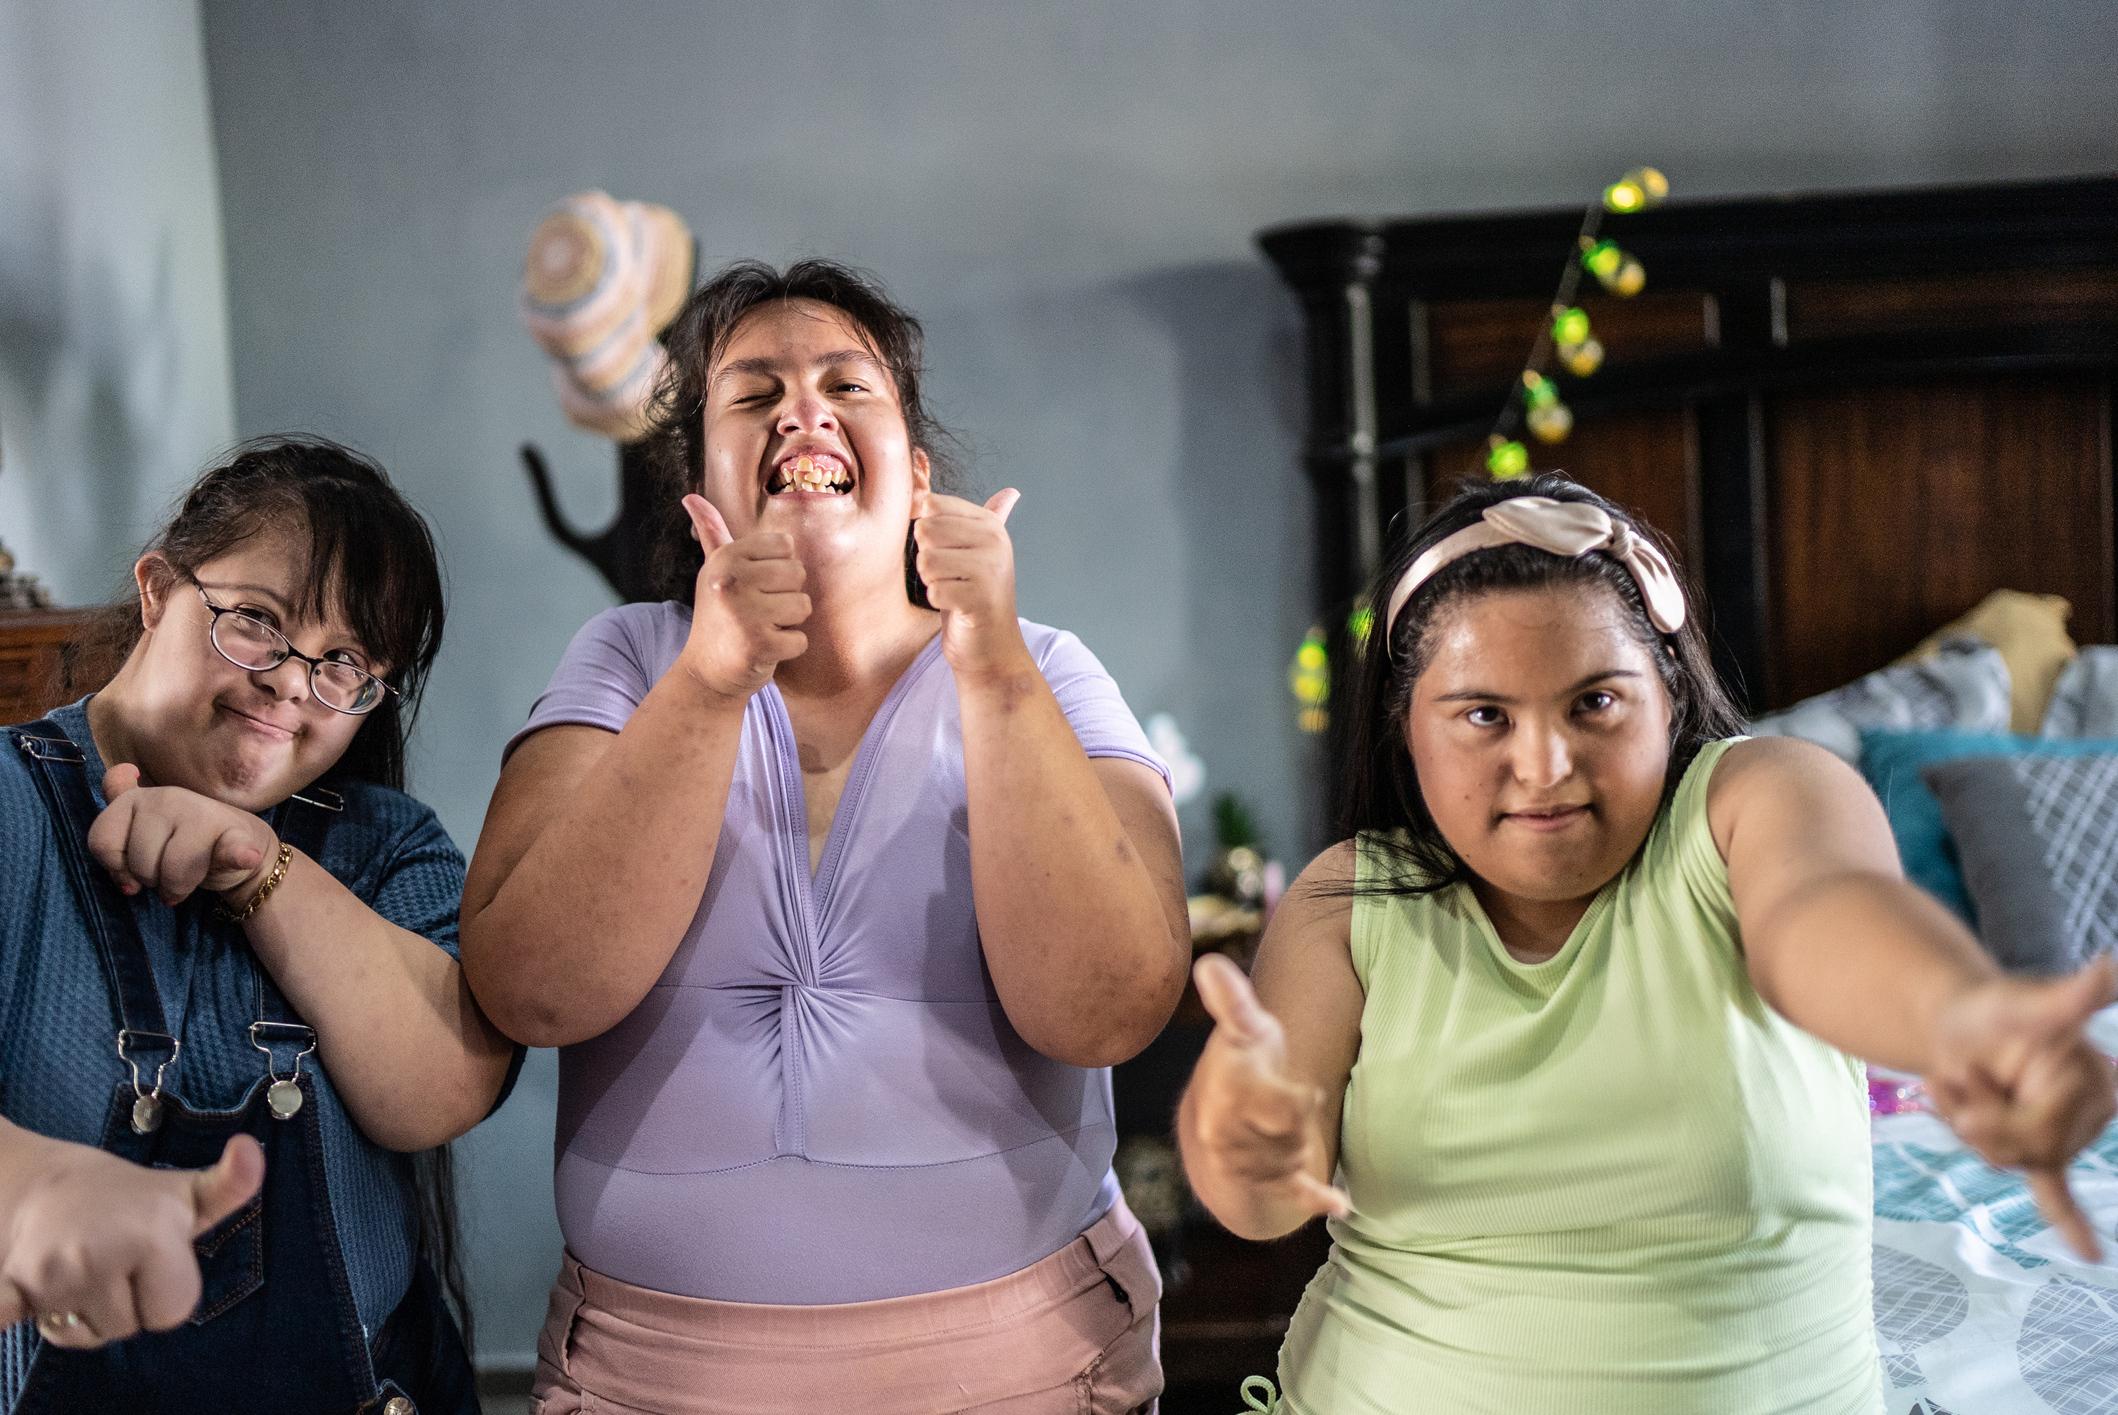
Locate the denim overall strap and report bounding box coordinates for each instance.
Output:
[9,723,177,1080]
[251,782,476,1414]
[5,743,412,1414]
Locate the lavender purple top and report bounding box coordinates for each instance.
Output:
[511,603,1170,1304]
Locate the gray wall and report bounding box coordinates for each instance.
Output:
[193,0,2118,1367]
[0,0,235,604]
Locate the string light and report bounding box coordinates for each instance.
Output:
[1290,626,1330,734]
[1601,166,1670,214]
[1486,437,1531,479]
[1292,168,1670,728]
[1580,239,1647,296]
[1288,603,1378,734]
[1346,604,1375,647]
[1480,166,1670,466]
[1526,402,1574,444]
[1560,338,1605,377]
[1580,238,1625,282]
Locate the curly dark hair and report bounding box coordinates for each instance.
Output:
[1340,472,1747,896]
[637,258,965,601]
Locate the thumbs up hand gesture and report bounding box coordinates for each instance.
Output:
[1184,953,1352,1226]
[911,489,1028,683]
[678,494,813,705]
[1927,955,2118,1261]
[0,1132,265,1348]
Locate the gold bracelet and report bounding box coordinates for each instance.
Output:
[221,842,293,923]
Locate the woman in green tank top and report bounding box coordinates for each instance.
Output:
[1178,475,2118,1415]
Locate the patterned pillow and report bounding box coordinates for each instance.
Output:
[2042,646,2118,738]
[1905,589,2075,733]
[1922,753,2118,974]
[1749,640,2011,762]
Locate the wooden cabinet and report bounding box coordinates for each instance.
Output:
[1258,177,2118,738]
[0,609,104,724]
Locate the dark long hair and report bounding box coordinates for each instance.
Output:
[1341,473,1746,896]
[637,257,965,600]
[88,437,445,789]
[84,437,476,1349]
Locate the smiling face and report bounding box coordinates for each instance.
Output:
[697,298,930,589]
[116,523,381,811]
[1405,584,1674,916]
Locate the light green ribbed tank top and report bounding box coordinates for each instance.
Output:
[1276,739,1881,1415]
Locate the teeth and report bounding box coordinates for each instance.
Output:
[771,453,851,494]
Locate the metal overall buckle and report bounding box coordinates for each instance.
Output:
[117,1030,180,1135]
[249,1021,317,1120]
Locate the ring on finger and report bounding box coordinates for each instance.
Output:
[36,1310,88,1338]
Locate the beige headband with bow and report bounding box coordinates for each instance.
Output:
[1383,496,1687,653]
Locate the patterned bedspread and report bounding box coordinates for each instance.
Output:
[1871,1013,2118,1414]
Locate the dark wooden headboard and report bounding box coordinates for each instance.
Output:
[1257,176,2118,712]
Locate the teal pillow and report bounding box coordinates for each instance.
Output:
[1858,729,2118,921]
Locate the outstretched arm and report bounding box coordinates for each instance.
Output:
[1718,736,2117,1257]
[1179,844,1363,1241]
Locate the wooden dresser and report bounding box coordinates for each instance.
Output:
[0,609,102,724]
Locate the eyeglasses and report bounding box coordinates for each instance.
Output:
[191,582,396,716]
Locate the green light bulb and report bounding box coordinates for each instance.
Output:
[1581,239,1624,281]
[1551,306,1592,347]
[1603,180,1645,214]
[1624,166,1670,205]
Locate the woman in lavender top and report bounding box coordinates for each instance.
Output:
[462,260,1188,1414]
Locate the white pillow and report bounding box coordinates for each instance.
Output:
[2041,646,2118,738]
[1747,640,2012,762]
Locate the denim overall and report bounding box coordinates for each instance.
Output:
[7,720,477,1415]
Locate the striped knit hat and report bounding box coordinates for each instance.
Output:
[522,191,695,442]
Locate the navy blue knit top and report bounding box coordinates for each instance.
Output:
[0,700,477,1406]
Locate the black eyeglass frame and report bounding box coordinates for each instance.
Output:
[189,580,398,717]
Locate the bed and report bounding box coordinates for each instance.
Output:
[1872,1013,2118,1414]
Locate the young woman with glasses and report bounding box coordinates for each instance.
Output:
[0,438,517,1414]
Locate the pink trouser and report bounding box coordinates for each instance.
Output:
[530,1195,1163,1414]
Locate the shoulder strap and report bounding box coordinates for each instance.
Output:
[8,718,174,1045]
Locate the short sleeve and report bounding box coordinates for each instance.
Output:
[1033,628,1171,791]
[506,603,680,759]
[365,805,469,957]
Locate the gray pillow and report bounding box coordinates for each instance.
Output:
[2042,646,2118,738]
[1748,640,2011,762]
[1922,753,2118,974]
